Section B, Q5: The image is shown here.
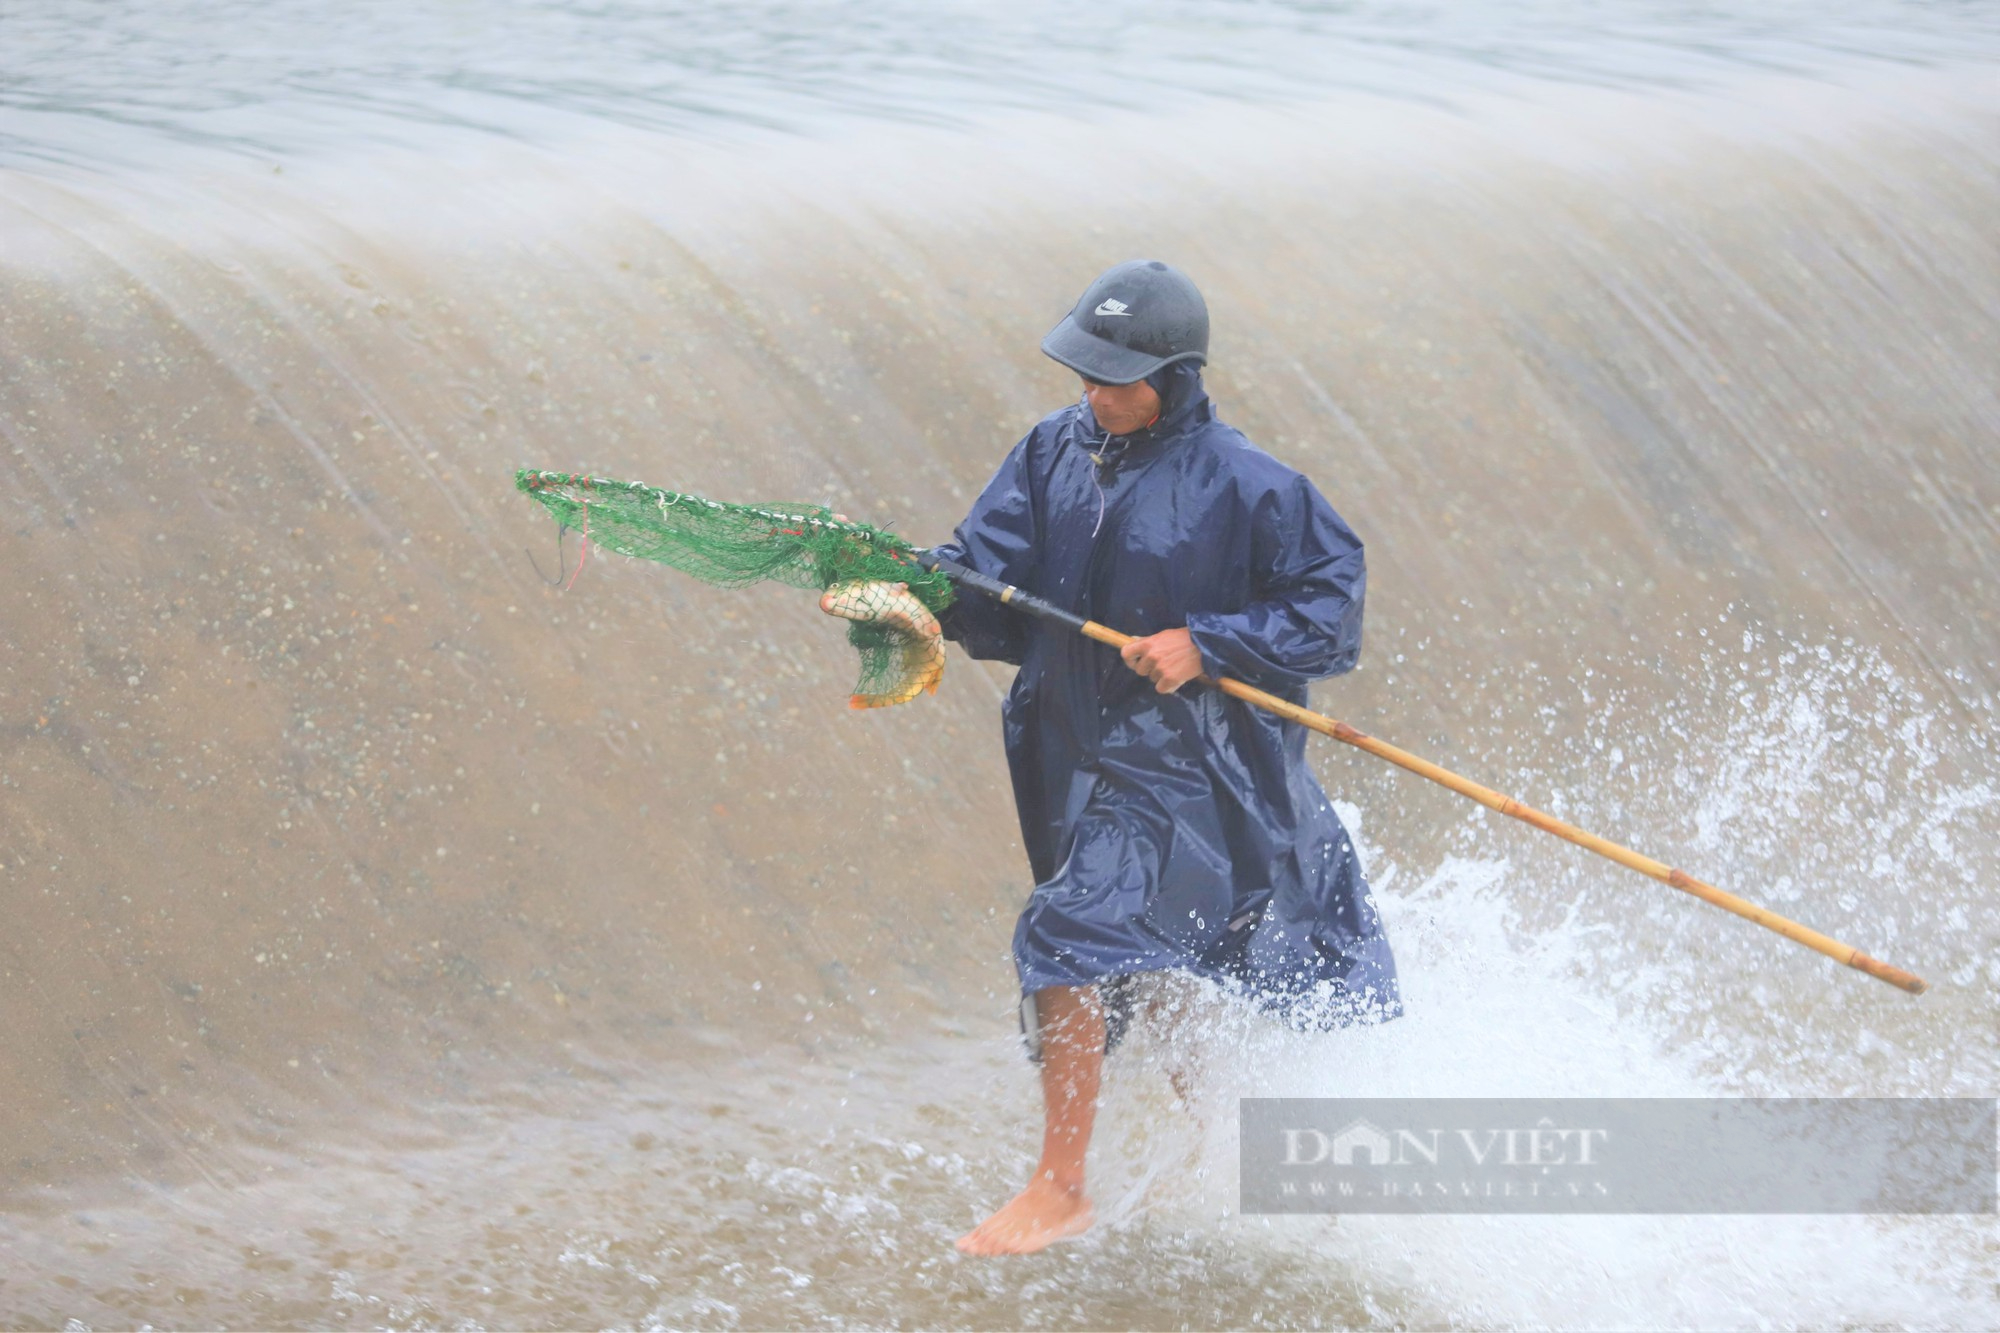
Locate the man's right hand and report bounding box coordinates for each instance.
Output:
[1120,627,1205,694]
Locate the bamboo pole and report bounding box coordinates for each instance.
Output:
[922,553,1928,996]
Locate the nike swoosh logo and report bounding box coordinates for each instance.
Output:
[1094,299,1133,317]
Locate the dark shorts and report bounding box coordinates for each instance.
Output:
[1018,973,1142,1064]
[1017,898,1276,1062]
[1017,902,1276,1060]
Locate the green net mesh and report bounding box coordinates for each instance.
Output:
[516,470,954,709]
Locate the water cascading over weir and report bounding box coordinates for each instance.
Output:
[2,10,1996,1324]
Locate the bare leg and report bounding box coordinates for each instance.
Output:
[1138,972,1202,1106]
[955,984,1103,1255]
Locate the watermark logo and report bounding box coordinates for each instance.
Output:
[1285,1116,1608,1169]
[1241,1098,1995,1215]
[1318,1118,1393,1165]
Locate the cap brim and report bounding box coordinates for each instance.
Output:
[1039,315,1167,386]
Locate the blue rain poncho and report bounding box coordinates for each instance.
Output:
[934,365,1400,1028]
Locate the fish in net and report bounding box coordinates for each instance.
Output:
[515,470,952,709]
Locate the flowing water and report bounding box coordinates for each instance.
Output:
[3,3,1998,1327]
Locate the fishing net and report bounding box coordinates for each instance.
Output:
[516,469,953,709]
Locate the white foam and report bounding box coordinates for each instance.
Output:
[1078,799,1997,1326]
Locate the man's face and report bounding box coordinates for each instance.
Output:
[1082,377,1161,436]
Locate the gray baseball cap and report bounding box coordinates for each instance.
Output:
[1040,259,1210,385]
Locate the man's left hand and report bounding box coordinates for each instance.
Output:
[1120,627,1206,694]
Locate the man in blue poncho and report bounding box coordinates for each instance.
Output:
[838,260,1399,1255]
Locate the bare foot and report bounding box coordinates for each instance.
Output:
[954,1176,1095,1256]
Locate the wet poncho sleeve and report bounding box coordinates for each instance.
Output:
[933,432,1040,665]
[1184,472,1365,688]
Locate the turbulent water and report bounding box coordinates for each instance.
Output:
[3,4,1998,1328]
